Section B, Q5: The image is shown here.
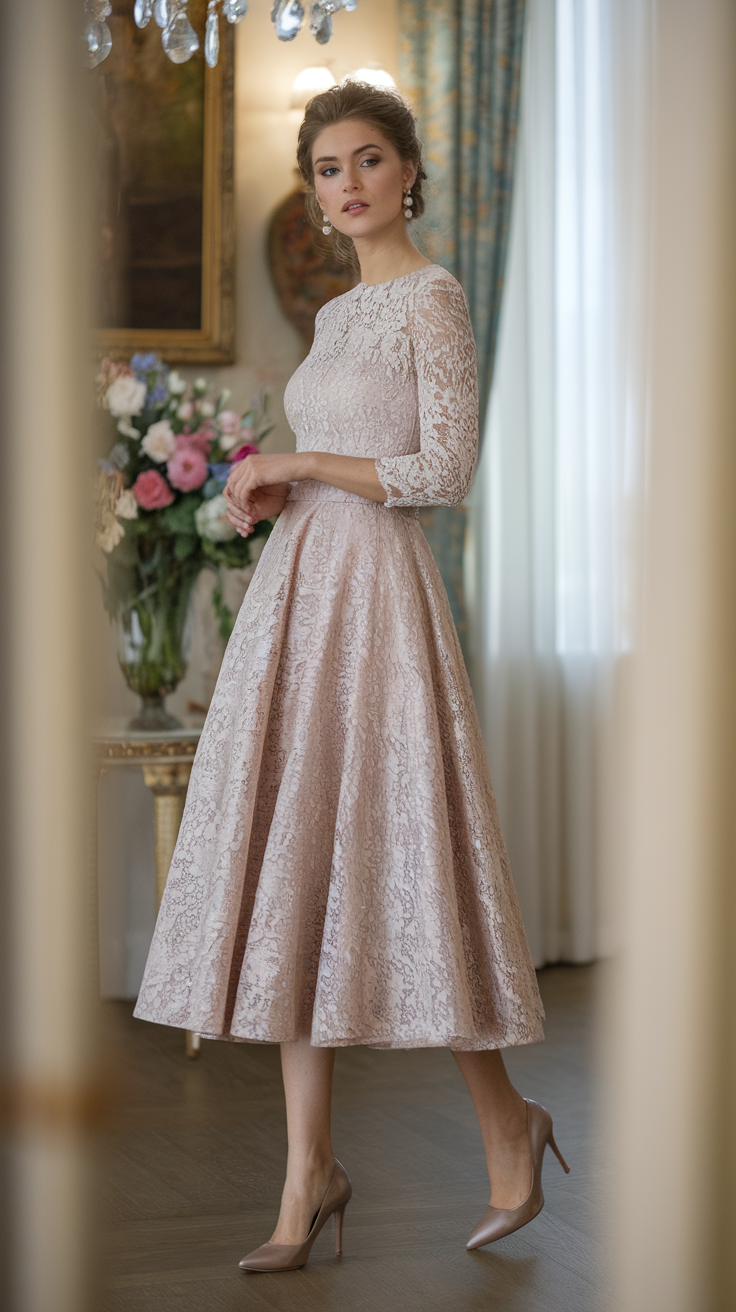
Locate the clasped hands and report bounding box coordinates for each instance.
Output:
[223,452,297,537]
[224,449,385,535]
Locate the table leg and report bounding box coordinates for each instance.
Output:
[142,761,201,1060]
[142,762,191,905]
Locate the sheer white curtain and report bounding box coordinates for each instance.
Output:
[466,0,652,965]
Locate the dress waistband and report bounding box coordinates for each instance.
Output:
[284,480,419,518]
[286,479,373,504]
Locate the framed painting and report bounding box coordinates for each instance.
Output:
[91,0,235,363]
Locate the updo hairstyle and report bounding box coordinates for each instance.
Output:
[296,80,428,268]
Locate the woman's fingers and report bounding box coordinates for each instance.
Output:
[224,500,254,537]
[223,483,247,506]
[225,497,253,522]
[224,476,288,533]
[226,459,256,501]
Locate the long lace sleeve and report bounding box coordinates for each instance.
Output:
[374,275,479,508]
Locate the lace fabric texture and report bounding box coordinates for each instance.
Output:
[134,266,545,1049]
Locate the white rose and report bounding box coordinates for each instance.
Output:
[217,409,241,434]
[167,370,187,395]
[177,401,194,421]
[97,512,125,554]
[195,494,237,543]
[106,375,146,418]
[199,400,215,417]
[141,419,176,463]
[116,419,140,439]
[115,489,139,520]
[218,429,242,453]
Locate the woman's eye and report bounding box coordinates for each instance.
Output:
[320,167,338,177]
[360,156,380,167]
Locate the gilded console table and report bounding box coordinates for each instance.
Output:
[94,723,203,1058]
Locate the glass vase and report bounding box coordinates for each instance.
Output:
[115,574,197,732]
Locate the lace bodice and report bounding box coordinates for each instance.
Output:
[283,264,479,508]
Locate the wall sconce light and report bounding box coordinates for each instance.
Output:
[291,65,338,109]
[344,65,396,89]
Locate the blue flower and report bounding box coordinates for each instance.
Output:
[149,385,167,405]
[97,458,115,472]
[202,476,227,501]
[208,462,231,482]
[131,352,161,374]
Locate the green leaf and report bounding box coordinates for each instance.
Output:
[109,532,141,568]
[160,494,199,536]
[120,514,149,538]
[201,536,251,568]
[211,570,235,642]
[174,534,198,562]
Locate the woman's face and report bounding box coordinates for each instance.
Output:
[312,119,415,242]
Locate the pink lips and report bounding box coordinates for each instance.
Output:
[342,201,369,214]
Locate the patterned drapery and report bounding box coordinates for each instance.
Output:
[399,0,527,425]
[398,0,526,653]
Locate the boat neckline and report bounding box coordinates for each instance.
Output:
[355,263,445,290]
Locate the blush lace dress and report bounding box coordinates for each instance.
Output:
[134,264,545,1050]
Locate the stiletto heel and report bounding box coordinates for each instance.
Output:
[334,1203,345,1255]
[466,1099,569,1250]
[239,1158,352,1272]
[548,1130,570,1174]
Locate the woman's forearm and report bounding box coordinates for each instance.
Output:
[226,450,388,509]
[301,451,388,504]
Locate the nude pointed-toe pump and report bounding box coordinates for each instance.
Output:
[466,1098,570,1250]
[239,1159,352,1272]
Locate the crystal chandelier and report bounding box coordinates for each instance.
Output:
[83,0,358,70]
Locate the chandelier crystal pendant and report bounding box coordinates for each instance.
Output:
[222,0,248,19]
[272,0,304,42]
[83,0,112,68]
[205,0,220,67]
[133,0,154,28]
[276,0,357,44]
[162,3,200,63]
[83,0,355,69]
[308,2,332,45]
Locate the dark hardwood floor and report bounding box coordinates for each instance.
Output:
[98,965,611,1311]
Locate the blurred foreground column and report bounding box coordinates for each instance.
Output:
[0,1,95,1310]
[612,1,736,1309]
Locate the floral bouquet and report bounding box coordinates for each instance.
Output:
[95,352,274,729]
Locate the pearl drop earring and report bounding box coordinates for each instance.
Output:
[322,213,332,235]
[403,191,413,220]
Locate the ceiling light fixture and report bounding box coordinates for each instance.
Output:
[82,0,358,70]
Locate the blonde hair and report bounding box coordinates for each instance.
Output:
[296,80,427,268]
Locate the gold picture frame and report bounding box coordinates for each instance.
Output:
[93,1,235,364]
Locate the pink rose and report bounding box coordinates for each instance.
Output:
[229,443,259,463]
[217,409,241,434]
[132,469,175,510]
[167,446,208,492]
[174,429,211,455]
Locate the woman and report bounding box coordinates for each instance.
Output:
[134,81,568,1272]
